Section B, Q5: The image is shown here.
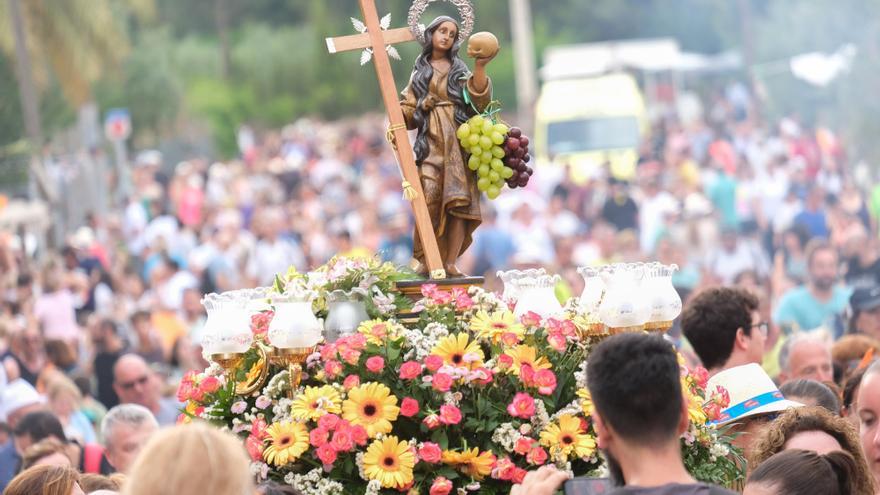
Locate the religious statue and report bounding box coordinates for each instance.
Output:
[400,16,497,277]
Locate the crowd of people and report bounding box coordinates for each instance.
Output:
[0,81,879,494]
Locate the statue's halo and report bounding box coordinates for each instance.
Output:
[407,0,475,45]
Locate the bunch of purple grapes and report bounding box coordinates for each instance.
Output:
[503,127,533,189]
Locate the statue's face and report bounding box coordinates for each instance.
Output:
[432,21,457,52]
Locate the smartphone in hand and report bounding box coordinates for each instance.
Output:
[563,477,612,495]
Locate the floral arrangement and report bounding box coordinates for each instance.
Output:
[180,259,744,494]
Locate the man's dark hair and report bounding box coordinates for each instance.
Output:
[12,411,67,443]
[130,310,151,325]
[587,333,682,446]
[779,379,840,414]
[748,449,860,495]
[681,287,758,370]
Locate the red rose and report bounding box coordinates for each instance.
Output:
[400,397,420,417]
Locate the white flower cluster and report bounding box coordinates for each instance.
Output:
[709,442,730,461]
[271,397,294,423]
[364,480,382,495]
[264,370,291,398]
[371,287,397,315]
[443,392,463,406]
[248,461,269,481]
[283,468,345,495]
[492,423,523,452]
[573,359,589,389]
[550,399,582,421]
[402,322,449,360]
[467,286,504,313]
[356,452,367,480]
[531,399,551,432]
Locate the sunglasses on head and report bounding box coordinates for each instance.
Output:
[118,375,150,391]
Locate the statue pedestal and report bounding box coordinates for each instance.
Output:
[395,277,484,324]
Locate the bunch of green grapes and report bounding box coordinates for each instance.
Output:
[456,115,514,200]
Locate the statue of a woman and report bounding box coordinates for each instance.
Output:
[401,16,495,277]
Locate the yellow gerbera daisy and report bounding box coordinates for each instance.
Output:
[471,310,525,344]
[504,345,552,375]
[539,414,596,459]
[576,388,594,417]
[291,385,342,421]
[441,447,495,480]
[362,435,416,489]
[342,382,399,438]
[262,421,309,466]
[357,319,401,345]
[431,333,484,370]
[682,378,707,425]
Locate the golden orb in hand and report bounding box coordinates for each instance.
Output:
[466,31,499,59]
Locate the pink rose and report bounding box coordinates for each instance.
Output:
[423,414,441,429]
[425,355,443,372]
[316,443,338,465]
[491,457,517,481]
[520,311,542,327]
[399,361,423,380]
[514,436,534,455]
[319,343,338,361]
[245,434,264,461]
[527,446,548,465]
[400,397,420,417]
[470,367,494,386]
[420,284,440,299]
[498,354,514,369]
[547,331,567,352]
[176,371,197,402]
[348,333,367,350]
[512,468,528,484]
[330,430,354,452]
[501,332,521,346]
[340,349,361,365]
[452,288,474,311]
[439,404,462,425]
[534,369,557,396]
[343,374,360,390]
[432,373,453,392]
[692,366,709,389]
[324,359,343,378]
[429,476,453,495]
[198,376,221,395]
[349,424,368,446]
[520,364,536,387]
[507,393,536,419]
[418,442,443,463]
[366,356,385,373]
[318,414,341,431]
[309,427,329,447]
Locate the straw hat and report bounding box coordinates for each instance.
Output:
[707,363,802,426]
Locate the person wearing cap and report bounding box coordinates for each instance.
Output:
[0,379,47,491]
[707,363,803,459]
[681,287,765,377]
[850,284,880,341]
[842,226,880,290]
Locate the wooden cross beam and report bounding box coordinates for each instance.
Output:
[325,0,446,280]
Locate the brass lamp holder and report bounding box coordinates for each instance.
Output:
[210,343,272,396]
[270,346,318,395]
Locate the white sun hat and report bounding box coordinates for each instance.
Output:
[707,363,803,426]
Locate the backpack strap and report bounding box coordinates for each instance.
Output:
[83,443,104,473]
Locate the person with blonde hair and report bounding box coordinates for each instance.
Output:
[749,406,875,494]
[4,464,84,495]
[47,374,98,444]
[122,422,253,495]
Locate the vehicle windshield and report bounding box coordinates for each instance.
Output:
[547,116,640,154]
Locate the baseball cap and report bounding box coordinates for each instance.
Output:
[850,285,880,313]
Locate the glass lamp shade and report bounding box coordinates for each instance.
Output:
[268,292,323,349]
[645,264,682,330]
[512,273,563,320]
[576,266,604,313]
[201,290,256,355]
[597,263,650,330]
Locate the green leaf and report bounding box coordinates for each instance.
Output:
[431,429,449,450]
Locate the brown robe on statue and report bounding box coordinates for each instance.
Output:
[401,69,492,267]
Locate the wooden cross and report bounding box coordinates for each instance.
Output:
[326,0,446,280]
